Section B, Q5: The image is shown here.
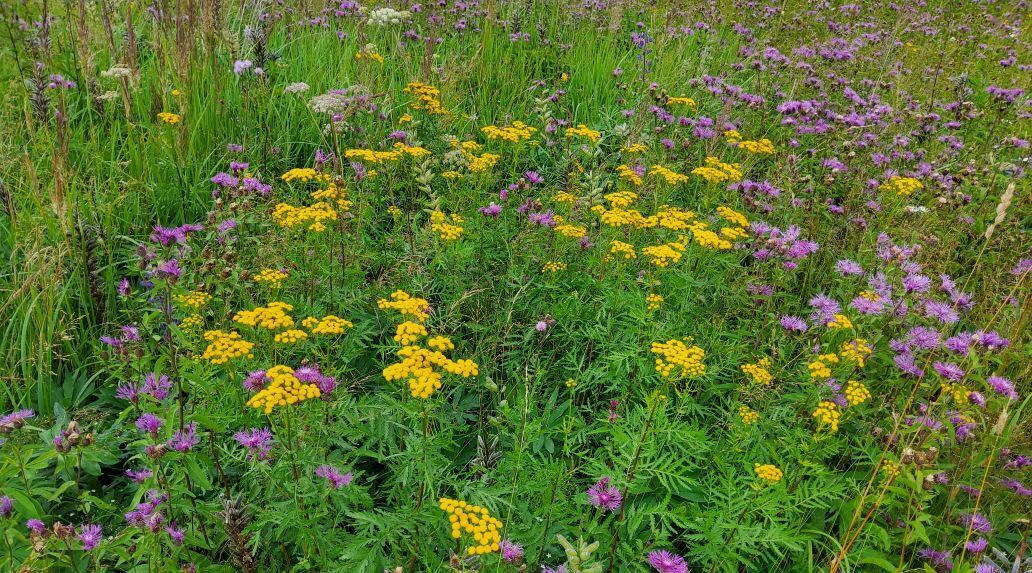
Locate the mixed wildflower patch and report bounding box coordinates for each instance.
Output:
[0,1,1028,572]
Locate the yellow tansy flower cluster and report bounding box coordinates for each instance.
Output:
[377,290,431,322]
[439,498,502,555]
[302,315,353,335]
[605,191,638,208]
[826,313,853,329]
[839,339,872,366]
[344,143,431,164]
[553,191,579,204]
[666,96,697,108]
[881,459,901,480]
[808,353,840,380]
[716,206,750,228]
[246,365,321,414]
[542,261,567,273]
[427,336,454,351]
[381,319,478,398]
[466,152,501,173]
[234,302,295,330]
[273,329,308,344]
[280,168,321,183]
[481,121,536,143]
[646,294,664,311]
[180,314,203,329]
[157,112,181,124]
[652,338,706,378]
[202,330,255,365]
[175,290,211,309]
[844,380,871,406]
[741,357,773,385]
[687,221,733,250]
[879,176,923,196]
[430,211,465,241]
[394,321,428,345]
[941,383,970,405]
[272,201,338,232]
[616,165,643,186]
[725,132,775,154]
[622,143,649,153]
[254,268,289,288]
[691,157,743,183]
[649,164,690,185]
[565,124,601,143]
[738,405,759,425]
[812,401,841,432]
[654,206,696,231]
[403,82,448,115]
[610,240,637,260]
[754,463,783,483]
[642,242,685,267]
[555,224,588,239]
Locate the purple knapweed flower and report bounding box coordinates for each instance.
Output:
[587,476,622,512]
[647,550,688,573]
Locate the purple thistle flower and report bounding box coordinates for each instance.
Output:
[958,511,992,534]
[77,524,103,551]
[780,315,808,332]
[587,476,622,512]
[0,409,35,432]
[0,496,13,518]
[834,259,864,276]
[315,464,353,489]
[965,538,989,553]
[234,427,274,461]
[918,548,953,572]
[977,331,1010,351]
[986,376,1018,400]
[126,468,153,483]
[924,300,959,325]
[115,382,141,405]
[478,202,503,217]
[135,413,164,438]
[167,422,199,453]
[933,362,964,381]
[1001,478,1031,496]
[142,373,173,401]
[243,370,269,392]
[27,519,46,535]
[499,539,523,563]
[808,294,841,324]
[165,522,185,546]
[647,550,688,573]
[908,326,942,351]
[210,172,239,187]
[524,170,543,184]
[118,277,131,296]
[155,259,182,281]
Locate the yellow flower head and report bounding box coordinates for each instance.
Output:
[651,339,706,379]
[246,365,321,414]
[741,358,773,386]
[754,463,783,483]
[812,401,841,432]
[201,330,254,365]
[844,380,871,406]
[377,290,431,322]
[157,112,181,125]
[439,498,503,555]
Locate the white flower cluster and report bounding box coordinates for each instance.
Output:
[284,82,310,95]
[367,7,410,27]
